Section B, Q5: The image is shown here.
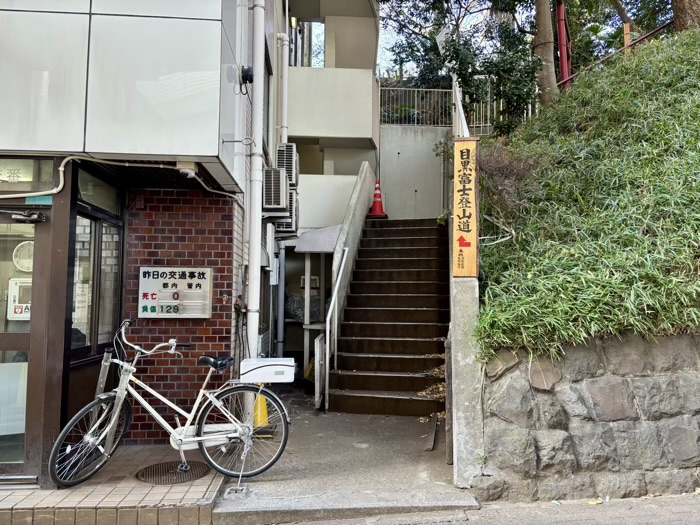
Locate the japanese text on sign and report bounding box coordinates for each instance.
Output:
[453,139,479,278]
[138,267,213,319]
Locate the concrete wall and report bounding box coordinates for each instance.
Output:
[297,174,356,230]
[467,334,700,502]
[288,67,379,148]
[322,148,376,175]
[379,125,449,220]
[324,16,377,70]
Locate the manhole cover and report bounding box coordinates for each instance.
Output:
[136,461,210,485]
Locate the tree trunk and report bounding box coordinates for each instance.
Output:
[673,0,700,31]
[533,0,558,106]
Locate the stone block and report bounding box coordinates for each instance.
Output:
[503,478,538,502]
[199,506,212,525]
[76,509,96,525]
[664,424,700,468]
[644,469,697,495]
[468,475,507,501]
[603,334,651,375]
[678,374,700,414]
[136,509,157,525]
[649,336,698,372]
[629,377,681,420]
[178,508,199,525]
[34,510,55,525]
[485,349,520,381]
[55,509,76,525]
[97,509,117,525]
[583,377,638,421]
[562,341,604,381]
[157,508,178,525]
[486,369,536,428]
[116,509,136,525]
[0,511,11,525]
[613,421,668,470]
[11,510,32,525]
[534,430,577,475]
[569,420,620,471]
[534,392,568,430]
[555,383,591,419]
[485,419,537,478]
[536,473,596,501]
[594,472,647,499]
[529,357,563,392]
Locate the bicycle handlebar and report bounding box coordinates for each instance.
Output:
[119,320,192,356]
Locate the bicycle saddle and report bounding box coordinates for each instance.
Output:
[198,355,235,371]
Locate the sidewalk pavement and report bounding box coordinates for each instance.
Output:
[212,393,478,525]
[0,446,224,525]
[281,494,700,525]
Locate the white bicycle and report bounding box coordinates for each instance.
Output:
[49,319,294,487]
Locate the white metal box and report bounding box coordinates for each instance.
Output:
[239,358,296,384]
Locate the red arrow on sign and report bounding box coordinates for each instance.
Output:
[458,236,472,248]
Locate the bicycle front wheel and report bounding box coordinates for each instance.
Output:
[197,385,289,478]
[49,394,132,487]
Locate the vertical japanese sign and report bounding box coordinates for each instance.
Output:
[138,267,213,319]
[453,138,479,278]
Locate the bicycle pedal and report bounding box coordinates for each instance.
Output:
[177,463,191,473]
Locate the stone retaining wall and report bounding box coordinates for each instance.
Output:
[473,334,700,501]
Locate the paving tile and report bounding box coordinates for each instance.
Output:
[11,509,33,525]
[35,509,56,525]
[96,508,117,525]
[76,509,96,525]
[116,508,137,525]
[55,509,76,525]
[136,508,157,525]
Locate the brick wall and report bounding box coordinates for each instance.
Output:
[123,189,242,444]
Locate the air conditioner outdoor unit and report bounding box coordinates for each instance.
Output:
[274,189,299,236]
[276,143,299,187]
[263,168,289,213]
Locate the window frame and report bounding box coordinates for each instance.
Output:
[66,168,125,365]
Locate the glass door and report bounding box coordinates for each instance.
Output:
[0,219,35,466]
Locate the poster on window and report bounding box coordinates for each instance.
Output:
[138,267,213,319]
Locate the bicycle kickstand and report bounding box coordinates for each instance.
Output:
[177,446,190,473]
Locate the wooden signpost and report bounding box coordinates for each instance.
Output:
[452,138,479,278]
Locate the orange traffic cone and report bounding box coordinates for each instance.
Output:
[368,180,388,219]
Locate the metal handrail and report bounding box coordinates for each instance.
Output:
[558,20,674,88]
[325,247,349,410]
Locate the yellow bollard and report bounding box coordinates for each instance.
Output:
[253,389,269,428]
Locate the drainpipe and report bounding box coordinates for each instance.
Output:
[275,244,286,357]
[247,0,266,358]
[277,32,290,143]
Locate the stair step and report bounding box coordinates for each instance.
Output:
[328,389,444,416]
[341,321,449,338]
[351,281,449,295]
[355,258,447,270]
[365,218,441,229]
[344,307,450,323]
[347,294,449,309]
[337,352,444,373]
[361,237,447,249]
[363,227,447,239]
[330,370,441,392]
[352,269,448,282]
[338,337,446,355]
[358,247,444,259]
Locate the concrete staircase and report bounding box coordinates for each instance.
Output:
[328,218,449,416]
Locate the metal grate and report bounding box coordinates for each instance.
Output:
[135,461,210,485]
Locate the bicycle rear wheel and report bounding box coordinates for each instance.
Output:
[49,394,132,487]
[197,385,289,478]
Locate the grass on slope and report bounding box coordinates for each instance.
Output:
[476,29,700,361]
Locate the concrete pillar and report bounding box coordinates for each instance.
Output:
[450,277,484,488]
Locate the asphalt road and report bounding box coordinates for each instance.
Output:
[277,494,700,525]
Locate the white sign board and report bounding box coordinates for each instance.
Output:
[138,267,213,319]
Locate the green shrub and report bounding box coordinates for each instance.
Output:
[477,30,700,361]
